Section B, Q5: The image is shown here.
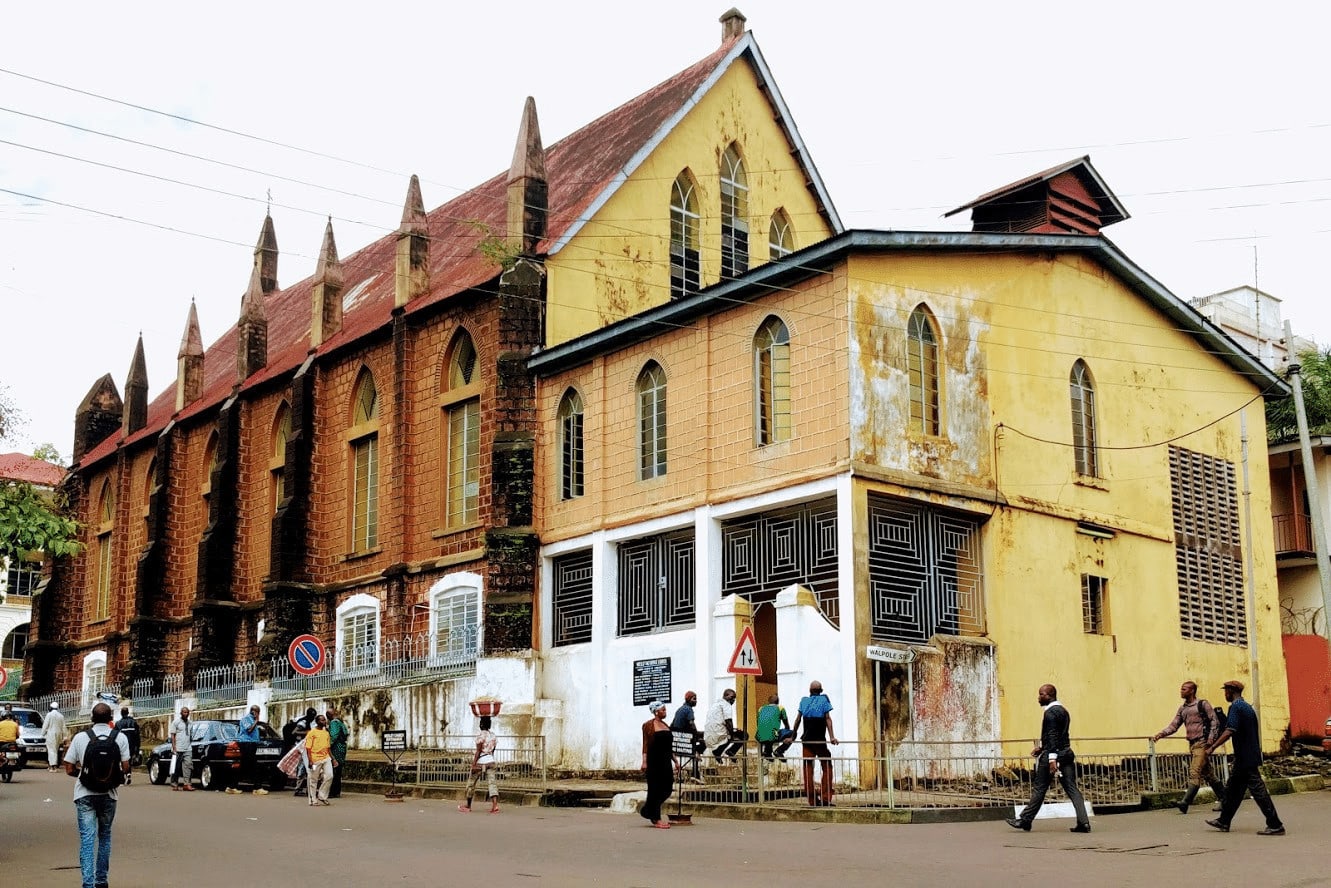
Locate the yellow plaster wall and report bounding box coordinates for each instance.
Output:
[544,59,835,347]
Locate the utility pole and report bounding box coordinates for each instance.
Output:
[1285,320,1331,659]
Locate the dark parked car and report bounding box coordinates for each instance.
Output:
[146,719,284,790]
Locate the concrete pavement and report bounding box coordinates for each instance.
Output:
[6,765,1330,887]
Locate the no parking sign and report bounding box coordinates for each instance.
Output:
[287,634,326,676]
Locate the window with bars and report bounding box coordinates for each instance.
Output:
[617,531,694,636]
[443,331,482,527]
[906,305,941,436]
[1081,574,1107,634]
[866,494,985,643]
[720,144,749,279]
[670,171,700,299]
[769,209,793,260]
[340,607,379,670]
[350,371,380,552]
[721,498,840,625]
[557,389,584,500]
[1070,360,1098,477]
[432,582,479,662]
[1170,446,1245,645]
[637,362,667,480]
[754,316,792,446]
[552,550,594,646]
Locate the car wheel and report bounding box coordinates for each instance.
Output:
[200,762,226,791]
[148,758,167,785]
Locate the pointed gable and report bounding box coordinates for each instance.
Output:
[945,156,1129,235]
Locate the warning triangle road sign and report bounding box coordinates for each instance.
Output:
[726,625,763,676]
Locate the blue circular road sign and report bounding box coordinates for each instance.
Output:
[288,634,326,676]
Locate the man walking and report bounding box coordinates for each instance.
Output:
[44,701,67,772]
[1205,679,1285,836]
[1151,680,1225,814]
[169,706,194,791]
[704,688,747,763]
[64,701,131,888]
[1006,684,1091,833]
[304,713,334,806]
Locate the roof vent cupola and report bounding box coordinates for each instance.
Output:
[720,8,747,43]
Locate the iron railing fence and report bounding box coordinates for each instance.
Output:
[194,662,257,707]
[672,736,1228,810]
[409,734,547,793]
[269,634,477,699]
[127,674,183,716]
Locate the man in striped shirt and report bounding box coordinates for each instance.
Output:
[1152,680,1226,815]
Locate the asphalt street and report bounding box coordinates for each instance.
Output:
[5,767,1331,887]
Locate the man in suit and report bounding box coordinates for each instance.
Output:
[1006,684,1091,833]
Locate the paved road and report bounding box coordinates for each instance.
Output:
[6,768,1330,887]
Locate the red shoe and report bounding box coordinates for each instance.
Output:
[652,821,671,829]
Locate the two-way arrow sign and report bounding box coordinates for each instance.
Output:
[726,625,763,676]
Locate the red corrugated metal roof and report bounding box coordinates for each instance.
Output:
[81,38,740,468]
[0,452,65,487]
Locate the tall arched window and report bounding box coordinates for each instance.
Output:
[271,403,290,515]
[81,650,107,709]
[1070,360,1099,477]
[349,370,380,552]
[442,330,481,527]
[637,362,668,480]
[94,482,114,621]
[200,431,218,504]
[557,389,584,500]
[142,457,155,533]
[429,572,481,664]
[754,316,791,446]
[768,209,794,261]
[906,306,941,436]
[335,593,380,671]
[720,144,749,278]
[669,171,700,299]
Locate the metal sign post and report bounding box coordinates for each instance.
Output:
[727,625,763,802]
[866,646,915,808]
[381,729,407,802]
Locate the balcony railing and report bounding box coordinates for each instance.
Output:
[1273,512,1313,556]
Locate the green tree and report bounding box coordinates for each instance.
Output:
[30,442,63,466]
[1266,348,1331,443]
[0,481,81,563]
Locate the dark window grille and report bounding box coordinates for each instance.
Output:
[867,495,985,643]
[617,531,694,636]
[1081,574,1107,634]
[553,550,594,646]
[1170,446,1245,645]
[721,498,839,626]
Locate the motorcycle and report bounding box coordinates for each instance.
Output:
[0,742,21,783]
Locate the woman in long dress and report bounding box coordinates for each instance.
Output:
[640,700,675,829]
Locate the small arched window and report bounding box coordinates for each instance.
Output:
[768,209,794,261]
[200,431,218,502]
[906,306,941,436]
[271,403,291,515]
[442,330,481,527]
[754,317,791,446]
[637,362,668,480]
[557,389,584,500]
[1070,360,1099,477]
[670,171,700,299]
[720,144,749,279]
[94,482,114,621]
[349,370,379,552]
[429,572,482,664]
[336,593,380,671]
[81,650,107,710]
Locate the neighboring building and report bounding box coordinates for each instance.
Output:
[0,452,65,695]
[1190,285,1317,371]
[531,157,1291,765]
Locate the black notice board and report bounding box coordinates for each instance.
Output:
[632,657,672,706]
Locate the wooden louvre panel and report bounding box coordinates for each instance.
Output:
[1169,446,1246,646]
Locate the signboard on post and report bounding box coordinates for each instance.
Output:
[866,644,915,664]
[288,634,327,676]
[381,730,408,802]
[632,657,672,706]
[726,625,763,676]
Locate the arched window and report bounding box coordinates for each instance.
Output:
[200,431,218,503]
[2,623,29,660]
[768,209,794,261]
[669,171,700,299]
[271,403,290,515]
[906,306,941,437]
[442,330,481,527]
[557,389,584,500]
[336,593,380,671]
[142,457,156,532]
[720,144,749,279]
[754,316,792,445]
[429,572,481,664]
[637,362,668,479]
[1070,360,1099,477]
[94,482,114,621]
[349,370,379,552]
[81,650,107,710]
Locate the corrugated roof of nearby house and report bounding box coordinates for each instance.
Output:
[0,453,65,488]
[79,30,841,471]
[528,229,1291,400]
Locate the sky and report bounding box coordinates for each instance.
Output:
[2,1,1329,462]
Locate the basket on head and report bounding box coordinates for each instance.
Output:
[470,699,502,718]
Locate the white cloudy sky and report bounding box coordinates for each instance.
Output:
[2,1,1328,461]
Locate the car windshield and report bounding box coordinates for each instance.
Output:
[10,710,41,729]
[207,721,279,741]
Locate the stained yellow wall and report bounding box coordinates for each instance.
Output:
[544,58,835,347]
[848,250,1290,750]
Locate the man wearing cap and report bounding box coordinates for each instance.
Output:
[1205,680,1285,836]
[44,701,67,772]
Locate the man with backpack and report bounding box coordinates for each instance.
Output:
[1152,679,1227,814]
[64,701,130,888]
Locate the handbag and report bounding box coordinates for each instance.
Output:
[277,742,305,778]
